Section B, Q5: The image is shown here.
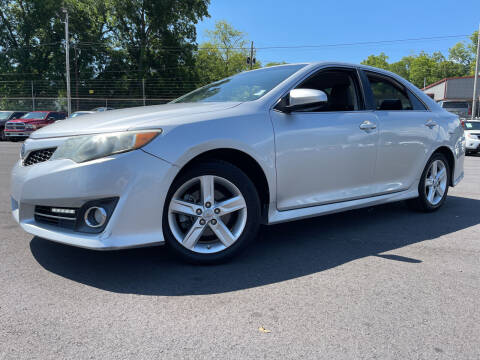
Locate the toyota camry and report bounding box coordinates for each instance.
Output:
[11,62,465,263]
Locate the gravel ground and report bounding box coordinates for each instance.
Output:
[1,141,479,359]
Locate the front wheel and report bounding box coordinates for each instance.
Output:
[407,153,450,212]
[163,160,261,264]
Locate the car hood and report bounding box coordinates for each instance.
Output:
[30,102,242,139]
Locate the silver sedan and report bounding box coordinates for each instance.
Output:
[11,62,465,263]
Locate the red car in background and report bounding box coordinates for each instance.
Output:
[4,111,67,141]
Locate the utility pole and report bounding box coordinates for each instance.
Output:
[249,41,254,70]
[62,8,72,116]
[74,46,79,112]
[472,24,480,119]
[31,81,35,111]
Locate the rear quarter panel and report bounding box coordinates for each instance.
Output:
[436,111,465,185]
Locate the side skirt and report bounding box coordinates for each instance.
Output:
[267,187,419,225]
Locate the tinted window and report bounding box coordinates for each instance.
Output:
[294,69,361,112]
[367,73,413,111]
[174,65,307,103]
[442,102,469,109]
[0,111,13,120]
[12,112,26,119]
[464,122,480,130]
[21,112,48,119]
[407,90,427,111]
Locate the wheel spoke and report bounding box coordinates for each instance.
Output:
[425,178,434,187]
[427,187,435,203]
[182,218,206,250]
[436,185,445,197]
[216,195,246,215]
[209,219,236,247]
[200,175,215,204]
[436,167,446,182]
[431,161,438,177]
[170,199,199,216]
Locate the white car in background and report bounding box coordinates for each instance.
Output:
[11,62,465,263]
[464,120,480,154]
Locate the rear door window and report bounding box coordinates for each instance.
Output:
[366,72,414,111]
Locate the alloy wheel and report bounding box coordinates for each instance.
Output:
[167,175,248,254]
[424,159,447,206]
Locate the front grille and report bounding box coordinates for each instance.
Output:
[6,122,25,130]
[23,148,56,166]
[34,205,78,230]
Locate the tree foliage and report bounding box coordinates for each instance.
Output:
[195,20,260,85]
[361,30,479,88]
[0,0,210,99]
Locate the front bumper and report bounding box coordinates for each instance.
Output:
[5,129,33,138]
[11,147,178,249]
[466,137,480,151]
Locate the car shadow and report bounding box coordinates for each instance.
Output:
[30,195,480,296]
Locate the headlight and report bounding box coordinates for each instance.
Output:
[25,124,36,130]
[51,130,161,163]
[465,132,472,139]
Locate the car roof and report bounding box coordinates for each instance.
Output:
[265,61,420,85]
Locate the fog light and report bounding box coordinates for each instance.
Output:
[51,208,76,215]
[84,206,107,228]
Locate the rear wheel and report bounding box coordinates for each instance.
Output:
[163,160,261,264]
[0,128,5,141]
[407,153,450,212]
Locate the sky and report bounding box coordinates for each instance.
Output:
[196,0,480,65]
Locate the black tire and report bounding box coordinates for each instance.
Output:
[407,153,450,212]
[163,160,261,264]
[0,128,5,141]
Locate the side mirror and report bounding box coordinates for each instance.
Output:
[278,89,328,113]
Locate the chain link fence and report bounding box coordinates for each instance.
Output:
[0,79,198,112]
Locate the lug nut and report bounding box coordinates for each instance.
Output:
[214,208,220,214]
[199,219,206,225]
[210,219,217,225]
[205,202,211,208]
[196,209,202,215]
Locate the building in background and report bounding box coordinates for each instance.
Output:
[423,76,480,117]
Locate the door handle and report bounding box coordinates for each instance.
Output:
[425,119,437,128]
[359,120,377,131]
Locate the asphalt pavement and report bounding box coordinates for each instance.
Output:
[1,141,479,359]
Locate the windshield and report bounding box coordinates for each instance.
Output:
[21,112,48,119]
[443,102,468,109]
[70,112,89,118]
[174,65,306,103]
[0,111,13,120]
[465,122,480,130]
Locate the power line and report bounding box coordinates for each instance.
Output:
[0,33,472,54]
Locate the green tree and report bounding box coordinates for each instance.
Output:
[195,20,260,85]
[389,57,412,80]
[360,29,479,87]
[360,53,390,70]
[0,0,210,102]
[265,61,287,67]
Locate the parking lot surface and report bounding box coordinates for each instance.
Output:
[1,141,479,359]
